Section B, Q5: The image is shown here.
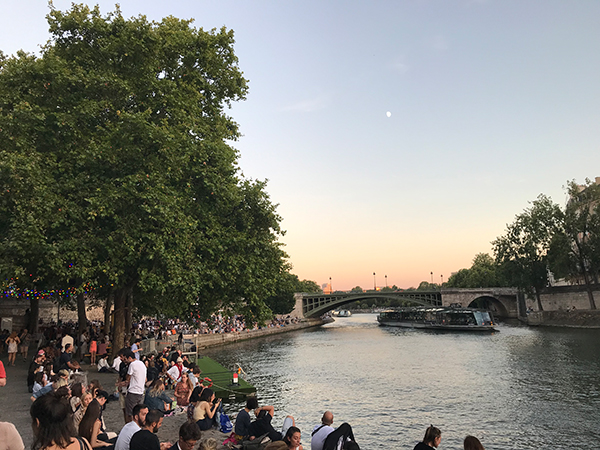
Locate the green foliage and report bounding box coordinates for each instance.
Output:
[0,4,286,322]
[446,253,506,288]
[492,194,562,310]
[350,286,363,293]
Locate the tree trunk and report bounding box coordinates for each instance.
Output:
[111,288,127,359]
[104,294,113,336]
[535,287,544,311]
[582,268,597,310]
[76,292,88,359]
[29,296,39,334]
[125,290,133,345]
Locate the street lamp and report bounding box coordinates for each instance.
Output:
[430,271,433,284]
[385,275,388,288]
[329,277,332,294]
[373,272,376,291]
[440,274,444,286]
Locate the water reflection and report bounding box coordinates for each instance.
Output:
[202,315,600,449]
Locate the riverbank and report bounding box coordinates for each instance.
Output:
[525,309,600,328]
[141,317,326,353]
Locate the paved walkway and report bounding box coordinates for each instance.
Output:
[0,355,228,448]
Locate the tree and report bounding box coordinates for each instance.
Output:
[350,286,364,293]
[0,5,287,352]
[548,180,600,309]
[493,194,562,311]
[446,253,506,288]
[297,279,321,293]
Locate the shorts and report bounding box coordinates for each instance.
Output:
[125,392,144,416]
[119,392,126,409]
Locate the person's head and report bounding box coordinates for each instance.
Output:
[64,343,72,353]
[178,421,202,450]
[96,390,109,407]
[71,382,84,398]
[149,378,165,395]
[122,349,136,362]
[322,411,334,426]
[199,438,217,450]
[283,427,302,449]
[30,391,76,450]
[54,378,68,390]
[58,369,69,380]
[34,372,45,385]
[246,396,259,411]
[199,388,214,403]
[144,409,164,433]
[81,392,93,408]
[192,366,201,375]
[464,436,485,450]
[423,425,441,448]
[132,404,149,427]
[78,399,102,441]
[190,386,204,403]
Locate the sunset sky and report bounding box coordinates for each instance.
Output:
[2,1,599,290]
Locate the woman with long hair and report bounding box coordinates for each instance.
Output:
[31,391,91,450]
[174,372,194,407]
[78,399,111,448]
[73,392,93,431]
[193,388,221,430]
[144,378,173,412]
[5,331,20,366]
[464,436,485,450]
[19,328,31,361]
[413,425,441,450]
[283,426,303,450]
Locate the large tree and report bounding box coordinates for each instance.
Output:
[492,194,562,311]
[0,5,287,351]
[548,180,600,309]
[446,253,506,288]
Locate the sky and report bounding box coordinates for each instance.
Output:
[2,1,599,290]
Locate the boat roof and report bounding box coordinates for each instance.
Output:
[380,306,491,314]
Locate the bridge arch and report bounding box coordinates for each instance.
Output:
[467,295,509,318]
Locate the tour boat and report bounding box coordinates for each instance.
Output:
[377,306,497,331]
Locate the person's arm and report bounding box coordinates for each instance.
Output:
[205,399,221,419]
[258,405,275,417]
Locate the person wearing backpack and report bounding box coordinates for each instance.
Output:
[311,412,335,450]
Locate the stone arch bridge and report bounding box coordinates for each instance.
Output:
[295,288,520,319]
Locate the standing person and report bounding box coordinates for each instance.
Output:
[114,404,149,450]
[129,409,170,450]
[131,338,142,360]
[27,351,46,393]
[31,391,91,450]
[464,436,485,450]
[283,427,303,450]
[90,336,97,365]
[311,412,335,450]
[413,425,441,450]
[5,332,20,366]
[19,328,31,361]
[167,421,202,450]
[122,349,147,423]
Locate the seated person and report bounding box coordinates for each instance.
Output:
[247,404,295,442]
[235,396,259,440]
[168,421,202,450]
[311,411,335,450]
[192,388,221,431]
[144,379,173,412]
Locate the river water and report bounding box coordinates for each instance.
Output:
[202,314,600,449]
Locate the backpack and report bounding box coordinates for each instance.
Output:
[219,410,233,433]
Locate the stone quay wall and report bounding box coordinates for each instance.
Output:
[141,317,325,354]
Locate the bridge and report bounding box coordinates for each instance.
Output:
[294,287,520,319]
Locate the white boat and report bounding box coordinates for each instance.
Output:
[377,306,497,331]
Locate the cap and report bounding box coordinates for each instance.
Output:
[37,350,45,356]
[177,357,183,363]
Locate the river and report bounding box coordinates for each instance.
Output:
[202,314,600,449]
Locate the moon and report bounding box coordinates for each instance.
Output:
[386,111,391,117]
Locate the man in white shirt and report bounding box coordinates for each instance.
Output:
[311,411,335,450]
[122,349,147,423]
[114,404,148,450]
[112,354,122,373]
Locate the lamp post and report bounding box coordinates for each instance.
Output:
[373,272,376,291]
[440,274,444,286]
[385,275,388,288]
[430,271,433,284]
[329,277,332,294]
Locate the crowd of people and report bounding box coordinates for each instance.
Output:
[0,318,486,450]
